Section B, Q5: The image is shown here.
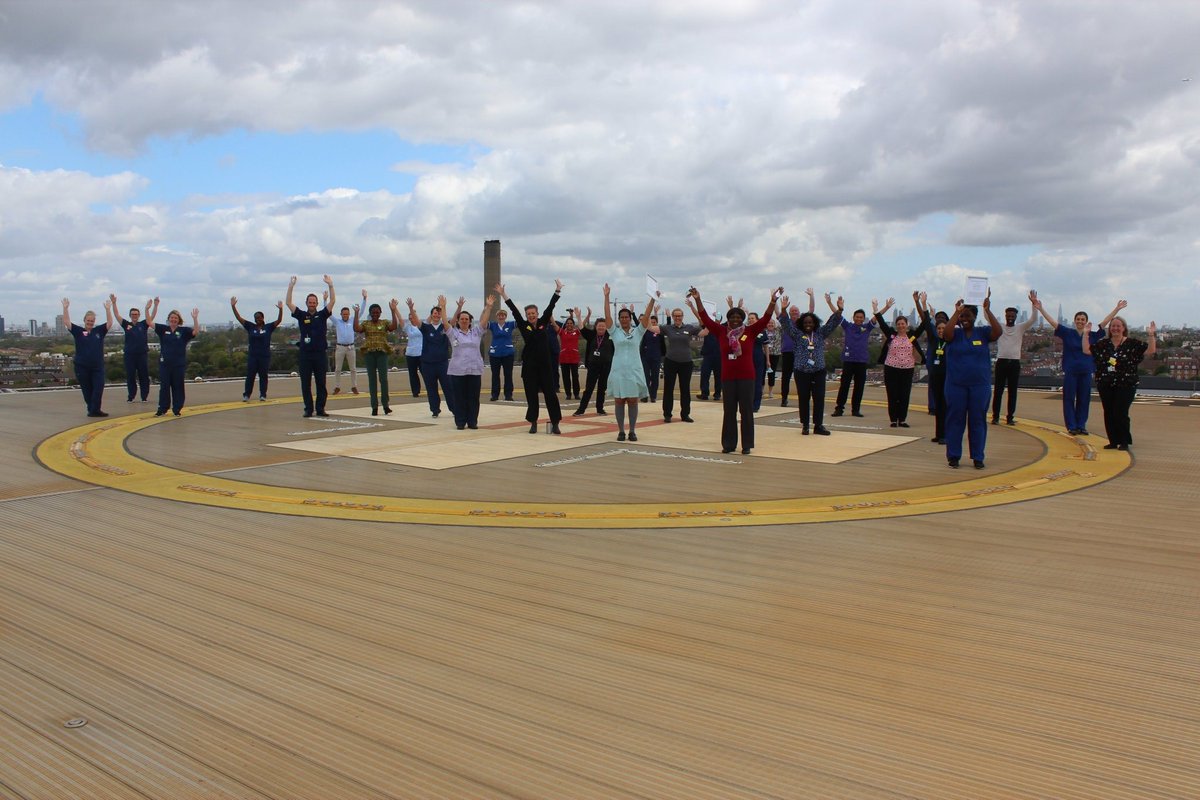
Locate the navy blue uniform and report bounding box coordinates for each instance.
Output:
[70,323,108,415]
[944,324,993,462]
[154,323,196,415]
[243,320,278,399]
[698,331,722,399]
[418,321,455,416]
[121,319,150,401]
[292,307,331,415]
[640,329,662,402]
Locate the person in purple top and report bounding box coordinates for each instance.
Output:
[63,296,115,417]
[830,298,877,418]
[1033,296,1125,435]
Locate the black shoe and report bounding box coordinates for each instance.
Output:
[714,395,722,400]
[384,406,392,415]
[973,460,985,469]
[991,417,999,425]
[681,416,694,423]
[1006,418,1015,425]
[831,409,844,417]
[573,409,586,416]
[303,411,313,418]
[1077,429,1089,436]
[1103,443,1119,449]
[127,397,134,403]
[663,415,672,423]
[505,396,514,401]
[696,394,709,400]
[468,424,478,429]
[1067,428,1079,435]
[242,395,250,402]
[722,447,734,453]
[154,410,166,417]
[1117,444,1129,451]
[372,408,379,416]
[432,411,439,418]
[930,437,943,443]
[948,457,960,468]
[259,396,267,402]
[898,421,910,428]
[316,411,329,417]
[529,423,538,434]
[617,431,626,442]
[550,423,561,435]
[802,425,810,435]
[172,411,181,416]
[457,424,465,430]
[490,396,498,402]
[890,422,898,427]
[629,432,637,442]
[814,426,831,436]
[741,448,751,455]
[780,400,789,407]
[852,411,864,418]
[596,408,607,415]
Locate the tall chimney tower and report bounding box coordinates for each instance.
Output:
[484,240,501,302]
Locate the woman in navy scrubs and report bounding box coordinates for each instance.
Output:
[942,293,1001,468]
[62,297,115,417]
[231,297,283,401]
[154,307,200,417]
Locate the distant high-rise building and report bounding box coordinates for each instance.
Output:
[0,315,6,335]
[1057,303,1064,325]
[55,314,66,336]
[29,319,37,337]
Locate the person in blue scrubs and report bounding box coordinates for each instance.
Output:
[231,297,283,402]
[286,274,335,418]
[406,295,455,418]
[942,293,1001,468]
[153,307,200,417]
[109,294,155,402]
[62,297,114,417]
[1033,296,1126,435]
[488,307,517,401]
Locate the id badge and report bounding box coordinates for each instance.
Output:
[933,359,941,365]
[727,354,737,360]
[304,336,311,344]
[593,349,601,358]
[807,359,816,366]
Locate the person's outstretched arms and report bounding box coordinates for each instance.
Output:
[109,294,127,326]
[1097,299,1128,330]
[323,275,336,313]
[983,289,1002,341]
[230,297,248,326]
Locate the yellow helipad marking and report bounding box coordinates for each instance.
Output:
[34,399,1131,528]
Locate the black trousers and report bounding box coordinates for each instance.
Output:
[991,358,1021,420]
[158,360,187,414]
[297,350,327,414]
[522,366,562,424]
[490,354,514,399]
[721,378,756,451]
[779,351,795,400]
[794,369,827,426]
[699,352,723,398]
[577,363,610,412]
[883,365,915,423]
[124,351,150,401]
[642,358,661,402]
[662,359,693,418]
[1098,385,1137,446]
[405,354,422,397]
[244,353,270,398]
[930,369,947,440]
[559,363,580,398]
[835,361,867,413]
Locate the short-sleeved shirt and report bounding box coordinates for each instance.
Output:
[1055,324,1105,374]
[360,319,391,353]
[488,321,516,358]
[403,323,423,357]
[420,322,451,363]
[448,325,485,375]
[995,318,1036,360]
[840,319,877,363]
[242,320,278,358]
[292,307,331,352]
[70,323,108,369]
[557,327,581,364]
[155,324,195,364]
[945,325,993,386]
[1092,337,1148,389]
[661,323,699,363]
[121,320,149,355]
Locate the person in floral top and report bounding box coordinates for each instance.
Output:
[1083,316,1157,450]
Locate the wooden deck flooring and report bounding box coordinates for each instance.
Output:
[1,380,1197,799]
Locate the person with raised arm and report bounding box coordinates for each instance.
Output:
[688,285,782,455]
[1034,297,1125,435]
[447,294,494,430]
[777,292,843,435]
[605,291,659,442]
[557,312,582,400]
[873,291,931,428]
[573,297,614,417]
[830,296,877,419]
[488,305,518,402]
[498,279,564,434]
[640,311,663,404]
[401,306,424,400]
[354,292,400,416]
[990,290,1040,425]
[1083,316,1156,451]
[942,291,1002,468]
[286,274,335,418]
[660,305,700,423]
[231,296,283,402]
[695,304,723,403]
[920,304,951,444]
[153,305,200,417]
[777,292,814,407]
[406,295,455,418]
[62,296,114,417]
[331,303,359,396]
[109,294,154,403]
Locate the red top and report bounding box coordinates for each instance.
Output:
[558,327,581,364]
[695,305,773,380]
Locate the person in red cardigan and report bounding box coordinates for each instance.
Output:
[687,285,783,454]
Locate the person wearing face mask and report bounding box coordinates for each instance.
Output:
[153,305,201,417]
[943,292,1002,468]
[331,305,359,396]
[660,306,699,423]
[110,294,155,403]
[497,280,564,434]
[830,300,877,419]
[447,295,495,430]
[354,293,401,416]
[231,296,283,402]
[286,274,335,418]
[1083,316,1156,451]
[573,293,614,417]
[687,285,782,455]
[873,291,931,428]
[1033,297,1126,436]
[990,291,1040,426]
[406,295,455,419]
[778,292,843,435]
[62,296,115,417]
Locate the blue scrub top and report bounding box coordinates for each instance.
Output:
[488,321,516,357]
[945,324,993,386]
[155,323,195,364]
[122,320,149,355]
[420,322,451,363]
[71,323,108,369]
[292,307,331,352]
[243,320,278,358]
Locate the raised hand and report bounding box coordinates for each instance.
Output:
[230,296,238,306]
[604,283,612,296]
[406,297,415,307]
[493,282,505,297]
[353,304,360,313]
[1084,321,1093,333]
[805,287,814,298]
[289,276,298,286]
[322,290,329,302]
[275,300,284,310]
[1148,321,1157,337]
[779,295,790,309]
[323,274,333,286]
[362,288,368,301]
[983,288,992,310]
[1028,289,1038,303]
[437,294,447,311]
[554,279,564,293]
[871,299,880,314]
[191,307,199,320]
[456,295,466,307]
[62,297,70,308]
[388,298,399,310]
[484,295,495,308]
[103,299,112,310]
[836,295,845,311]
[1116,299,1128,311]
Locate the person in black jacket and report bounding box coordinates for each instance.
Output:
[573,295,614,417]
[497,280,563,434]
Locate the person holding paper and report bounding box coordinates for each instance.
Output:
[942,293,1002,468]
[990,291,1039,425]
[1032,297,1126,435]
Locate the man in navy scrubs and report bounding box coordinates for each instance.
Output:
[286,274,336,418]
[109,294,155,402]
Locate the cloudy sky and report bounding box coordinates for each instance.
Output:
[1,0,1196,329]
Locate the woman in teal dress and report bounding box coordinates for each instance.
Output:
[602,283,660,442]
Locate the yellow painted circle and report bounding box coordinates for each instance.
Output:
[35,399,1130,528]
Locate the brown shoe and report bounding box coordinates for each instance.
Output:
[333,387,341,395]
[352,387,359,395]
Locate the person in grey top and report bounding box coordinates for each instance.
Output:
[659,307,699,423]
